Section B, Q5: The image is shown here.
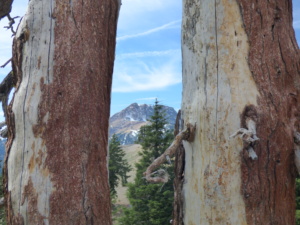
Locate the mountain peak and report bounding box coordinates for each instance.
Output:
[109,103,177,145]
[110,103,154,123]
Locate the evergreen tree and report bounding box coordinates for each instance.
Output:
[109,134,131,198]
[120,100,174,225]
[0,175,5,225]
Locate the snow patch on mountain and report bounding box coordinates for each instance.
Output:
[109,103,177,145]
[131,130,138,136]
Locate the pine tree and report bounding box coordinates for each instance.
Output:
[0,175,5,224]
[120,100,174,225]
[109,134,131,198]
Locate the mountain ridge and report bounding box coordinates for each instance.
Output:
[109,103,177,145]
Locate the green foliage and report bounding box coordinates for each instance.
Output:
[109,134,131,199]
[112,205,127,225]
[119,100,174,225]
[0,175,5,225]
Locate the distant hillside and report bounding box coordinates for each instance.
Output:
[114,144,142,205]
[109,103,177,145]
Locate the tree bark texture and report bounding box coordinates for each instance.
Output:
[180,0,299,224]
[173,144,185,225]
[3,0,120,224]
[237,1,299,224]
[173,110,185,225]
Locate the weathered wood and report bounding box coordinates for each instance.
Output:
[172,111,185,225]
[144,123,195,183]
[0,71,15,119]
[172,144,185,225]
[4,0,120,224]
[179,0,299,224]
[181,0,259,224]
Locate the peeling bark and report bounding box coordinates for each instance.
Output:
[4,0,120,224]
[179,0,299,224]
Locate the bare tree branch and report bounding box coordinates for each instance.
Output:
[1,58,11,68]
[0,71,15,138]
[144,123,196,183]
[0,71,14,118]
[4,14,19,35]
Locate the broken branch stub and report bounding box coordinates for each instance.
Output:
[230,116,259,160]
[247,147,258,160]
[230,118,259,143]
[144,123,196,183]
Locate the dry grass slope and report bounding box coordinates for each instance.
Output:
[115,144,142,205]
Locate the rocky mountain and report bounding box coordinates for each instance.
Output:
[109,103,177,145]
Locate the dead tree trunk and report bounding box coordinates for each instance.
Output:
[3,0,120,224]
[179,0,300,224]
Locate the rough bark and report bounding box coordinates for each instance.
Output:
[3,0,120,224]
[172,144,185,225]
[180,0,299,224]
[236,1,300,224]
[173,110,185,225]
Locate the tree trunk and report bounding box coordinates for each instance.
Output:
[180,0,300,224]
[3,0,120,224]
[0,0,13,19]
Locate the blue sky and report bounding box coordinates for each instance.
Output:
[0,0,299,119]
[111,0,182,115]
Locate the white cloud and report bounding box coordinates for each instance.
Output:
[117,49,180,59]
[112,55,181,93]
[117,20,181,41]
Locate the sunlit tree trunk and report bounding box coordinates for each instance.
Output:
[3,0,120,224]
[179,0,300,224]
